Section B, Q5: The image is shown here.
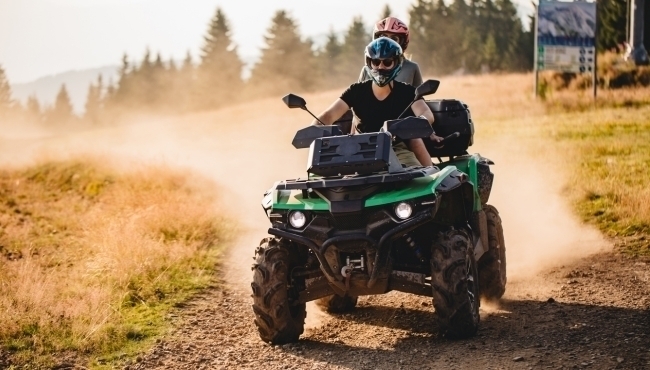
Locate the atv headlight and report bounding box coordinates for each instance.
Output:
[395,202,412,220]
[289,211,307,228]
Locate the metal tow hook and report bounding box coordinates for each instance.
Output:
[341,264,353,291]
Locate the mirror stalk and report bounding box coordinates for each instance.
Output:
[303,107,326,126]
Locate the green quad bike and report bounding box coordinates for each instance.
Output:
[251,80,506,344]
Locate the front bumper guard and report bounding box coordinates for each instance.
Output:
[267,209,433,293]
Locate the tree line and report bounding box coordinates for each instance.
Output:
[0,0,629,126]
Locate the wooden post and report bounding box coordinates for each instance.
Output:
[534,2,540,99]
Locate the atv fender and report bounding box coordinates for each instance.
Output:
[432,168,475,226]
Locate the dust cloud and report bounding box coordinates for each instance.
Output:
[0,75,609,329]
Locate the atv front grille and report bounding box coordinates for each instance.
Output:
[331,213,366,230]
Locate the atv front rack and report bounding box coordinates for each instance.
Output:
[276,166,440,190]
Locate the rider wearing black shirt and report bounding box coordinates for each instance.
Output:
[310,37,441,167]
[340,79,417,134]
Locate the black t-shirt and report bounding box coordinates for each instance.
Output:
[340,80,417,134]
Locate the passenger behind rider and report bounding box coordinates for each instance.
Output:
[358,16,422,87]
[357,17,431,164]
[310,37,442,168]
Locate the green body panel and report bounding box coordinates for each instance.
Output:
[269,154,484,212]
[438,154,482,211]
[271,166,460,211]
[271,189,330,211]
[364,166,457,207]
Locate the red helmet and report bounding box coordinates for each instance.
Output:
[373,17,410,51]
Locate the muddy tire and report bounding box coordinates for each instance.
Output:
[478,205,507,301]
[251,237,306,344]
[431,229,480,339]
[316,295,358,313]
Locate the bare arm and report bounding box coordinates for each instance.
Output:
[310,99,351,126]
[410,98,443,145]
[411,99,434,125]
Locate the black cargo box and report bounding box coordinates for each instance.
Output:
[308,132,392,176]
[424,99,474,157]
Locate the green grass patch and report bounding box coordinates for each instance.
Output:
[0,159,233,368]
[549,106,650,256]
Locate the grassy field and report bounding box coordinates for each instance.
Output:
[438,73,650,257]
[0,159,232,368]
[547,106,650,256]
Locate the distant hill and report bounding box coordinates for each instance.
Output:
[11,66,120,115]
[10,53,263,116]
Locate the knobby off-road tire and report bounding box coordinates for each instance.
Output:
[431,229,480,339]
[316,294,358,313]
[251,237,306,344]
[478,205,507,301]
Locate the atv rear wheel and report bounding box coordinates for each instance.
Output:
[316,294,358,313]
[251,237,306,344]
[478,205,507,301]
[431,229,480,339]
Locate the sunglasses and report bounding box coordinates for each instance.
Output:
[370,58,396,69]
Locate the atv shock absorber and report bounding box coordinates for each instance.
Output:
[404,235,425,262]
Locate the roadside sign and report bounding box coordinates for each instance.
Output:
[536,0,597,73]
[537,45,596,73]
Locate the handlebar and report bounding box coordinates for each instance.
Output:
[440,132,460,143]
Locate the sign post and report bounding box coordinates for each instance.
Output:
[534,0,598,99]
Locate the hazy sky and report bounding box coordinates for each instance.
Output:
[0,0,534,84]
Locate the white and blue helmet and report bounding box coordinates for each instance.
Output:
[364,37,404,87]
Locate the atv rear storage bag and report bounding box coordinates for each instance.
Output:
[424,99,474,157]
[308,132,392,176]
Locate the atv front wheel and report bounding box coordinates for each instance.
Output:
[431,229,480,339]
[316,294,358,313]
[478,205,507,301]
[251,237,306,344]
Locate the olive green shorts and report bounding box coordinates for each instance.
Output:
[393,142,421,168]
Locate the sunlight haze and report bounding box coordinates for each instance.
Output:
[0,0,533,84]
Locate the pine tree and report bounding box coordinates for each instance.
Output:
[247,10,317,96]
[113,53,133,109]
[318,29,346,88]
[0,65,13,113]
[429,0,457,73]
[197,7,244,109]
[339,16,370,82]
[597,0,627,52]
[178,51,196,112]
[26,95,42,122]
[491,0,524,70]
[408,0,436,74]
[135,48,154,108]
[48,84,74,124]
[84,75,103,124]
[380,4,392,19]
[151,52,167,108]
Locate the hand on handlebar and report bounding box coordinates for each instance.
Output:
[430,133,444,143]
[430,133,445,149]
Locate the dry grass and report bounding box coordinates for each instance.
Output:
[541,86,650,112]
[433,73,650,256]
[0,159,232,367]
[537,51,650,111]
[547,106,650,256]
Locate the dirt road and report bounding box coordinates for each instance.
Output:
[2,75,649,369]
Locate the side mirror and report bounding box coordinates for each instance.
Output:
[282,94,307,109]
[415,80,440,99]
